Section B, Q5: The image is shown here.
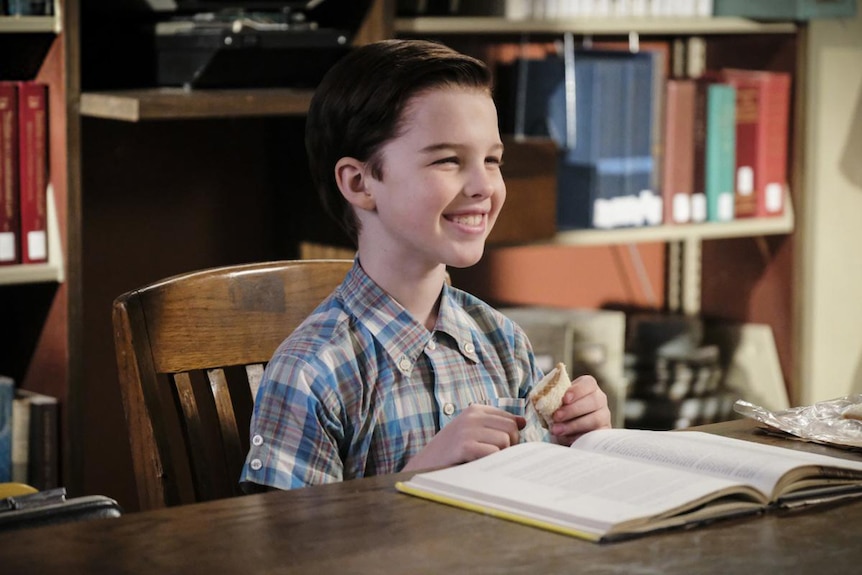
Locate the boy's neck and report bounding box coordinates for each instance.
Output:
[358,256,446,331]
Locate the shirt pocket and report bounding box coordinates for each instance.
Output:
[490,397,527,417]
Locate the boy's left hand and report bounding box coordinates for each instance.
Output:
[549,375,612,446]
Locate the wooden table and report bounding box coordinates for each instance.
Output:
[2,420,861,574]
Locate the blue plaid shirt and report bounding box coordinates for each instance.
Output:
[240,260,547,490]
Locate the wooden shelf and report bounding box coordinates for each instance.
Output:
[0,183,65,286]
[552,193,795,246]
[395,16,797,36]
[79,87,315,122]
[0,14,60,34]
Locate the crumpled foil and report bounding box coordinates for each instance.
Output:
[734,394,862,449]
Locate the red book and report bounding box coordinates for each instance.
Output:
[17,81,49,264]
[661,79,696,225]
[0,82,19,265]
[720,69,791,218]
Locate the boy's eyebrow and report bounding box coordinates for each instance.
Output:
[419,142,505,154]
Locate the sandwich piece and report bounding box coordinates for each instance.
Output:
[530,362,571,429]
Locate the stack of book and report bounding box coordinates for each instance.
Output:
[623,314,737,430]
[0,374,59,490]
[0,81,49,267]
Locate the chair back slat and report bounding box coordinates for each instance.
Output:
[246,364,265,402]
[208,367,245,495]
[113,259,353,510]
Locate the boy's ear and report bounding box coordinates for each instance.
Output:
[335,157,376,211]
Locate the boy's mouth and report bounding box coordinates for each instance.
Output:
[446,214,484,227]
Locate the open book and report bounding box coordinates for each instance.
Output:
[395,428,862,542]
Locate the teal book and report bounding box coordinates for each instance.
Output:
[0,375,13,482]
[705,84,737,223]
[713,0,856,20]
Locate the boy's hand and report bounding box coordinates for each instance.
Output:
[403,404,525,472]
[549,375,612,446]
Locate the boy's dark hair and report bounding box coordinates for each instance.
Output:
[305,39,493,245]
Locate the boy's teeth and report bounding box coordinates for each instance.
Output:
[451,214,482,226]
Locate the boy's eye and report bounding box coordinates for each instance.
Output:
[433,156,460,165]
[486,156,503,166]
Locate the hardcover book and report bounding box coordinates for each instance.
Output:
[17,81,49,265]
[721,69,792,218]
[693,80,736,223]
[0,375,12,482]
[396,428,862,543]
[713,0,857,20]
[0,82,19,265]
[661,79,696,224]
[14,388,59,490]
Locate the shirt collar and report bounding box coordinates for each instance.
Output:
[337,260,479,372]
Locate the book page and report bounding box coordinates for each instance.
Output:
[572,429,862,498]
[405,442,757,535]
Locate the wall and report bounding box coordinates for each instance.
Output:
[799,5,862,403]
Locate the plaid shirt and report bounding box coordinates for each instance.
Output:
[240,260,547,490]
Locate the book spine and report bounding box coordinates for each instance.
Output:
[662,79,696,225]
[26,395,59,490]
[0,375,12,482]
[728,77,761,218]
[757,73,791,216]
[17,81,49,265]
[0,83,19,265]
[11,392,30,483]
[722,70,791,218]
[690,81,708,222]
[705,83,736,222]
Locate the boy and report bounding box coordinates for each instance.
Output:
[241,39,611,491]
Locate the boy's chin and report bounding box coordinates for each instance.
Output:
[445,248,486,269]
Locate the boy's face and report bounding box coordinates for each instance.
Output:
[361,86,505,270]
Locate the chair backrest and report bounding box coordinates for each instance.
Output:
[112,259,353,511]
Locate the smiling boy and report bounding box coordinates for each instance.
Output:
[241,39,611,491]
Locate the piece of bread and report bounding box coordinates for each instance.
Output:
[530,362,570,428]
[841,404,862,421]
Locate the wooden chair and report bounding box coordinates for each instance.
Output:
[112,259,353,511]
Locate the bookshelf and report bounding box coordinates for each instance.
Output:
[14,1,832,514]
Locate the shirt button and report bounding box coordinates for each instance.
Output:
[398,356,412,372]
[250,459,263,471]
[463,342,475,354]
[252,434,264,447]
[427,340,437,351]
[443,402,455,416]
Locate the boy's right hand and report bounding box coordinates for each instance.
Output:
[402,404,526,472]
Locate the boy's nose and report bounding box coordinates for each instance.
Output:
[466,166,499,198]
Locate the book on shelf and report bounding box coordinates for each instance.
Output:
[17,81,49,265]
[661,79,697,224]
[396,427,862,543]
[693,79,736,223]
[0,82,19,265]
[0,375,12,482]
[13,388,59,490]
[720,68,792,218]
[713,0,857,20]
